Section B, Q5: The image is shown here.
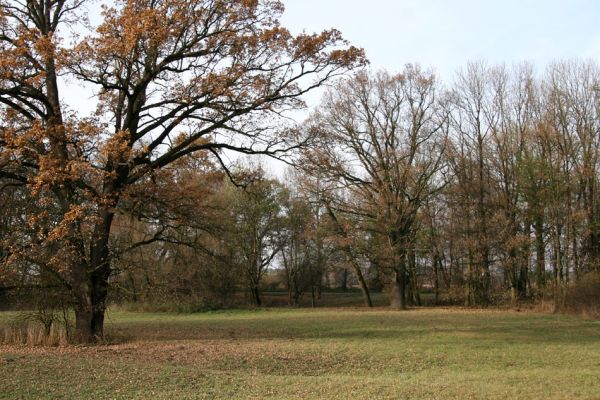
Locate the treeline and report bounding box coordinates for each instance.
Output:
[1,161,362,310]
[300,60,600,310]
[3,60,600,315]
[305,61,600,308]
[111,59,600,312]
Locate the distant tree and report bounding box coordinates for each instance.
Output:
[545,61,600,275]
[109,154,236,307]
[223,170,287,306]
[447,62,499,305]
[278,171,338,307]
[278,195,315,306]
[304,67,449,309]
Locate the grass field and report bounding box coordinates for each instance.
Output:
[1,307,600,399]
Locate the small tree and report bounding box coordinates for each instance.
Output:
[223,170,286,306]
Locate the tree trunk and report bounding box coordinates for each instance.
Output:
[433,252,440,305]
[72,270,109,343]
[551,225,563,310]
[288,285,294,306]
[251,286,262,306]
[390,266,407,310]
[408,249,421,306]
[466,250,474,307]
[341,268,348,292]
[74,307,93,342]
[72,268,93,342]
[353,262,373,307]
[517,262,528,300]
[347,257,373,307]
[72,210,114,342]
[534,216,545,294]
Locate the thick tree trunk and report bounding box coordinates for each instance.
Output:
[390,266,407,310]
[90,269,110,338]
[72,277,109,343]
[74,307,93,342]
[341,268,348,292]
[72,268,93,342]
[72,209,114,342]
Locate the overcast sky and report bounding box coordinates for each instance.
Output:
[281,0,600,83]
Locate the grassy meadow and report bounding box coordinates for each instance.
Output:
[1,306,600,399]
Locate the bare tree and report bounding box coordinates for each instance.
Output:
[304,67,448,309]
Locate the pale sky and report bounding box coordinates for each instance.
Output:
[281,0,600,84]
[75,0,600,110]
[67,1,600,175]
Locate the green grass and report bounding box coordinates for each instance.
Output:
[1,307,600,399]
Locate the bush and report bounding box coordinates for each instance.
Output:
[562,272,600,318]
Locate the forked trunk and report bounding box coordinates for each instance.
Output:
[72,209,114,343]
[73,283,108,343]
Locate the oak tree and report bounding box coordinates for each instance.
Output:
[0,0,365,341]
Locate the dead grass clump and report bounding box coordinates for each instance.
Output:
[2,309,73,346]
[2,320,70,346]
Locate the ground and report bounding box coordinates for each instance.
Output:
[1,307,600,399]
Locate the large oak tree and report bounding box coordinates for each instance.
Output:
[0,0,365,341]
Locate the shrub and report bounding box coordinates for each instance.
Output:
[562,272,600,318]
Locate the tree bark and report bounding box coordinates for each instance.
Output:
[251,286,262,307]
[433,252,440,305]
[350,261,373,308]
[71,209,115,342]
[390,265,407,310]
[341,268,348,292]
[534,216,546,294]
[72,265,93,342]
